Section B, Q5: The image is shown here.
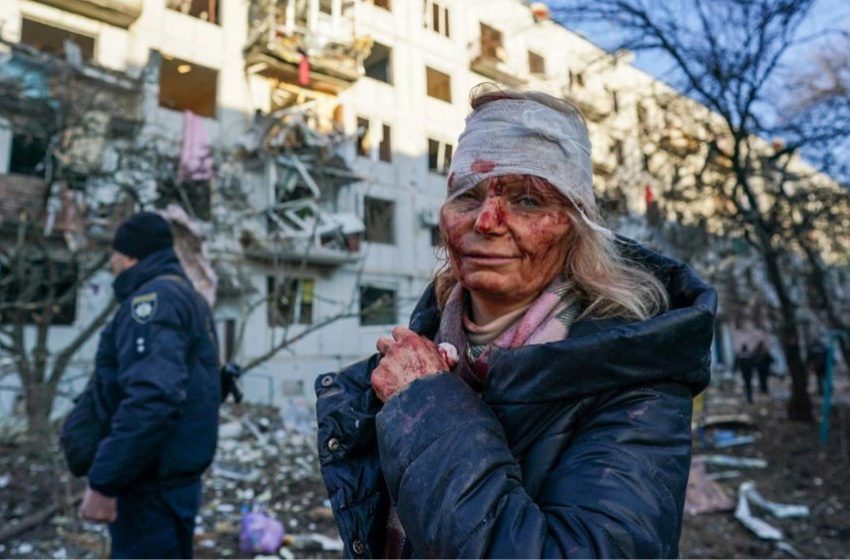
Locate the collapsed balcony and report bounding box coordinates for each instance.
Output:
[245,0,370,94]
[233,103,364,267]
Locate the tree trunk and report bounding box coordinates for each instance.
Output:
[24,381,57,442]
[780,321,813,422]
[757,231,813,421]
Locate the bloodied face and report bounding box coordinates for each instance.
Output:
[440,174,573,308]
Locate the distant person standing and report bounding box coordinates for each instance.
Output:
[61,212,220,559]
[735,344,757,404]
[808,341,827,395]
[754,341,774,396]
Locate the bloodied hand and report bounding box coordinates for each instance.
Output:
[372,327,449,402]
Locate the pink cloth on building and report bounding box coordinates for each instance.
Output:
[178,110,214,182]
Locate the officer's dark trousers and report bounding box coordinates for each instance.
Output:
[109,481,201,559]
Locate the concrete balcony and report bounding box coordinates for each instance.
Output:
[469,54,527,88]
[33,0,142,28]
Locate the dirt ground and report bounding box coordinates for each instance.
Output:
[680,374,850,559]
[1,374,848,559]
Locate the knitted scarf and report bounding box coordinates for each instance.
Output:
[384,277,580,557]
[435,277,580,390]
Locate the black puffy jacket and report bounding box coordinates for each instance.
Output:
[61,248,220,496]
[316,242,716,558]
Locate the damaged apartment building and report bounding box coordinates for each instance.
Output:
[0,0,786,411]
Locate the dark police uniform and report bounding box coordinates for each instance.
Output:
[63,247,220,559]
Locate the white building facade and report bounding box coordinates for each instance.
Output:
[0,0,721,412]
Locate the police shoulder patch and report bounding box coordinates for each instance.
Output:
[131,292,158,324]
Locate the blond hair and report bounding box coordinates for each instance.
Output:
[435,85,669,321]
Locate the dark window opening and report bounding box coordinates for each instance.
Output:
[159,54,218,118]
[372,0,391,10]
[364,41,392,84]
[379,124,392,163]
[427,138,453,174]
[528,51,545,75]
[426,66,452,102]
[157,178,212,221]
[480,23,503,60]
[9,133,49,177]
[364,196,395,244]
[432,3,441,33]
[573,71,585,88]
[267,276,314,326]
[636,102,648,127]
[360,285,397,326]
[430,226,442,247]
[0,259,78,325]
[614,139,625,165]
[19,18,95,61]
[166,0,219,24]
[319,0,333,14]
[356,116,370,157]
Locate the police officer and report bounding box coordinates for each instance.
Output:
[63,212,220,559]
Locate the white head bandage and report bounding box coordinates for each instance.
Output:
[447,99,612,237]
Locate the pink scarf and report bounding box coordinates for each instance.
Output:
[435,278,579,389]
[384,279,579,558]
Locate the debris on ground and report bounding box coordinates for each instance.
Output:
[0,401,341,559]
[1,378,849,558]
[685,459,735,515]
[695,454,768,469]
[680,375,850,559]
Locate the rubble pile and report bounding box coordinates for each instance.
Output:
[197,401,342,559]
[0,401,342,559]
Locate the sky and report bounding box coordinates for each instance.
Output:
[551,0,850,95]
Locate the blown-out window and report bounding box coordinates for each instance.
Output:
[360,285,397,326]
[159,54,218,118]
[267,277,314,326]
[364,196,395,244]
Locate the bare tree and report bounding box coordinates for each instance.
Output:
[0,42,179,439]
[555,0,850,421]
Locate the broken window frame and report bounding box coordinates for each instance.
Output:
[359,285,397,326]
[19,18,96,62]
[427,137,453,175]
[363,196,395,245]
[158,53,219,119]
[166,0,219,25]
[8,132,49,177]
[267,276,315,327]
[364,41,393,84]
[479,23,504,61]
[425,66,452,103]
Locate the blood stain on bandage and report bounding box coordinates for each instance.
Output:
[447,172,456,189]
[471,159,497,173]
